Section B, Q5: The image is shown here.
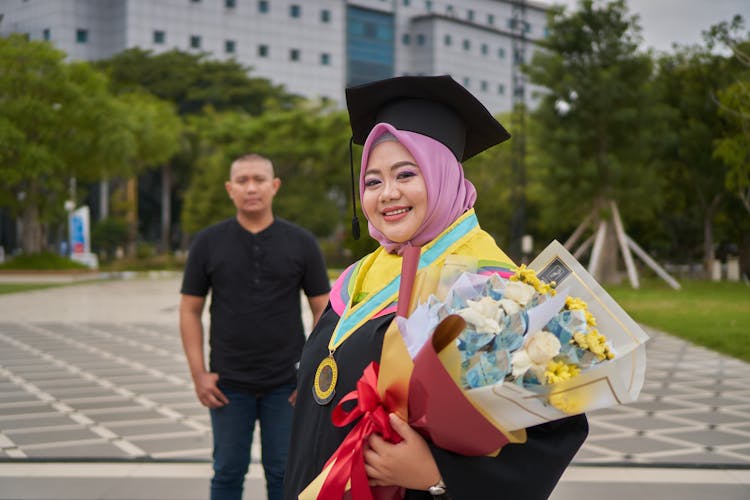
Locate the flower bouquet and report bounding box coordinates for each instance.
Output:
[390,240,649,448]
[301,241,648,499]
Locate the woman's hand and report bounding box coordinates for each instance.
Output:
[364,413,442,491]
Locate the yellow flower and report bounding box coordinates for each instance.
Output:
[544,360,580,384]
[511,265,556,295]
[572,330,614,361]
[565,296,587,311]
[549,391,587,414]
[565,296,597,327]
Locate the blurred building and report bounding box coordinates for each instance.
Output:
[0,0,549,113]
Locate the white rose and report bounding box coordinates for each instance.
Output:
[503,281,536,307]
[498,298,521,315]
[511,349,532,379]
[526,330,561,365]
[457,296,502,334]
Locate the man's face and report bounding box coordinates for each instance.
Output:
[225,159,280,217]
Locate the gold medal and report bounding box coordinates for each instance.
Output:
[313,354,338,405]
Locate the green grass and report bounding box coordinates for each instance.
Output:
[0,283,67,295]
[0,252,89,270]
[605,279,750,362]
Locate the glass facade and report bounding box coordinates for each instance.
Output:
[346,5,394,87]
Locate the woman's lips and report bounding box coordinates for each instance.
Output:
[382,206,412,222]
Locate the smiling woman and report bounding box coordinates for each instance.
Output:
[284,75,589,500]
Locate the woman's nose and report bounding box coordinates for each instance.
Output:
[380,182,400,201]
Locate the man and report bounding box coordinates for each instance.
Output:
[180,153,330,500]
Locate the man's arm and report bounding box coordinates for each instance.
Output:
[307,293,329,328]
[179,293,228,408]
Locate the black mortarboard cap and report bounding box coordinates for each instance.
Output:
[346,75,511,162]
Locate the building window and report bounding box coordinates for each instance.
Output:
[446,5,454,15]
[258,1,268,13]
[43,28,50,40]
[225,40,236,53]
[153,30,165,44]
[416,33,425,46]
[498,47,505,59]
[488,14,494,25]
[346,5,394,87]
[225,0,235,7]
[190,35,201,48]
[467,9,474,21]
[321,9,330,22]
[190,0,200,3]
[76,29,88,43]
[463,77,470,88]
[444,34,451,46]
[290,5,300,18]
[498,83,505,95]
[403,0,410,5]
[258,44,268,57]
[290,48,300,61]
[425,1,432,12]
[481,80,488,92]
[463,39,470,51]
[481,43,488,55]
[321,53,330,65]
[402,33,411,45]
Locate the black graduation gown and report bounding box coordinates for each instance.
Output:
[283,305,589,500]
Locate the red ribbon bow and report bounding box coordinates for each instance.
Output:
[317,362,403,500]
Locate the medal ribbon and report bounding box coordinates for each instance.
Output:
[328,209,481,352]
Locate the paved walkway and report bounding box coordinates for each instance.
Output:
[0,275,748,499]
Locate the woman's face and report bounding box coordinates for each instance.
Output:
[362,140,428,244]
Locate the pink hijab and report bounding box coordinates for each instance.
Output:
[359,122,477,254]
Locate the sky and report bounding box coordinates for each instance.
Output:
[543,0,750,53]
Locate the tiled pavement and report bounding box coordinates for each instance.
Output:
[0,275,748,499]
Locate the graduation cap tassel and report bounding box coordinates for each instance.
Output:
[349,136,360,240]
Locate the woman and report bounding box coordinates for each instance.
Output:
[283,76,588,500]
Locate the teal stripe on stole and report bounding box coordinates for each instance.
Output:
[331,213,478,345]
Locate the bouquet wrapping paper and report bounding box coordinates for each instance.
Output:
[460,240,649,431]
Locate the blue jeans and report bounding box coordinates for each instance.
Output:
[210,383,295,500]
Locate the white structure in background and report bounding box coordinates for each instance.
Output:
[0,0,549,113]
[68,205,99,268]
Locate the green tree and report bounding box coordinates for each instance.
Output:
[655,45,737,272]
[524,0,668,282]
[466,111,515,249]
[716,79,750,214]
[96,48,303,252]
[0,34,135,254]
[97,48,301,115]
[708,16,750,215]
[114,91,183,256]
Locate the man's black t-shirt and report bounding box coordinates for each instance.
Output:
[180,217,330,394]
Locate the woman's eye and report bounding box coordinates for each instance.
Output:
[397,171,417,180]
[364,178,381,187]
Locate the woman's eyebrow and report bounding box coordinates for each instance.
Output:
[390,161,418,170]
[365,160,418,176]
